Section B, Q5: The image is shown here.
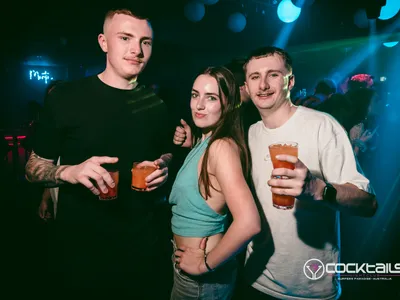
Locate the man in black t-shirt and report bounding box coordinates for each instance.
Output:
[25,9,174,297]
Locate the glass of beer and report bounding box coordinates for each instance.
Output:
[131,162,157,191]
[97,166,119,200]
[268,142,298,209]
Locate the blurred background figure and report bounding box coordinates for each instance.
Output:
[346,87,381,174]
[348,73,374,91]
[340,73,375,94]
[295,78,337,108]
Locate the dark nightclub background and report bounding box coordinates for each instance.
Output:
[1,0,399,299]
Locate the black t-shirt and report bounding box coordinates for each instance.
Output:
[33,75,174,234]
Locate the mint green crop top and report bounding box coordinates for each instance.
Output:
[169,137,228,237]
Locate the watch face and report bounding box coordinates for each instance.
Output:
[324,183,337,203]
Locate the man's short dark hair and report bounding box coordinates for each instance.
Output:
[243,46,293,74]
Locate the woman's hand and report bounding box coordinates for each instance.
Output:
[174,237,208,275]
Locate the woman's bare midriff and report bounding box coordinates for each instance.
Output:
[174,233,224,254]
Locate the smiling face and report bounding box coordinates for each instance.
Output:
[98,13,153,81]
[190,74,223,133]
[245,54,295,112]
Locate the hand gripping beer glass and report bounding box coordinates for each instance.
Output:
[268,142,298,209]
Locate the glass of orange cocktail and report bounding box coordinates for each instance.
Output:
[268,142,298,209]
[131,162,157,191]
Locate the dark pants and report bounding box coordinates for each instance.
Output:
[47,223,172,298]
[234,283,281,300]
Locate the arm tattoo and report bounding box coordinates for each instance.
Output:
[25,151,69,187]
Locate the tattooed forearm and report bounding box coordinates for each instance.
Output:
[25,151,69,187]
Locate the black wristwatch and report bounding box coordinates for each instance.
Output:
[323,182,337,204]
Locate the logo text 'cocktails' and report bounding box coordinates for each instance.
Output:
[304,259,400,280]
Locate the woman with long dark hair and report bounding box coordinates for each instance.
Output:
[169,66,260,299]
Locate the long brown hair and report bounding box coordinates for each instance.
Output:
[193,66,249,199]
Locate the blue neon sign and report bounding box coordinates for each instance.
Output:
[29,70,54,84]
